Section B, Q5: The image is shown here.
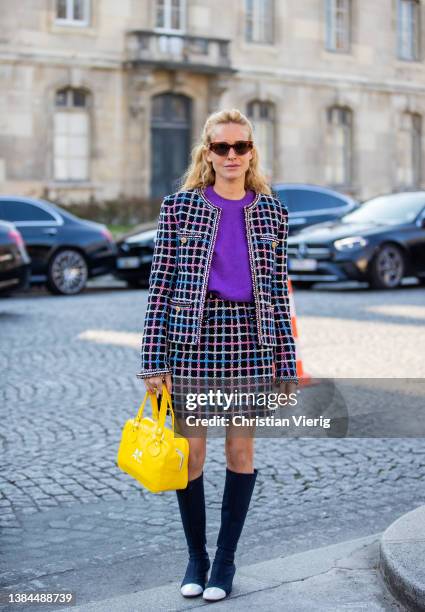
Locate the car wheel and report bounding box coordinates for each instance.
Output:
[368,244,405,289]
[46,249,88,295]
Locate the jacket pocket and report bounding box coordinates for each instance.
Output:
[177,233,206,270]
[177,231,204,243]
[169,297,193,309]
[167,300,196,343]
[261,305,277,346]
[178,230,203,237]
[258,233,278,243]
[256,235,278,274]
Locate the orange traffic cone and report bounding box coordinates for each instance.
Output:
[288,278,311,386]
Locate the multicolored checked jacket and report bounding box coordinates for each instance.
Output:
[137,187,298,383]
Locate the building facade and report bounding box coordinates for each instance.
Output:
[1,0,425,203]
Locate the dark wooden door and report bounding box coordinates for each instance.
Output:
[151,93,192,198]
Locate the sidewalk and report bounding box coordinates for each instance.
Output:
[68,533,404,611]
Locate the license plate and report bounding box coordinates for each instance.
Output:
[117,257,140,269]
[289,258,318,271]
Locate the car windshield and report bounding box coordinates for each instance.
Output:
[127,229,157,243]
[274,188,347,213]
[343,193,425,225]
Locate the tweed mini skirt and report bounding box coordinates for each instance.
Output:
[168,292,276,422]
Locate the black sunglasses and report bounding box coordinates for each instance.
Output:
[208,141,253,156]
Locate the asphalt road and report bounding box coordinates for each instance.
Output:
[0,277,424,609]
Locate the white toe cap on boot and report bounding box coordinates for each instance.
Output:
[181,583,203,597]
[203,586,227,601]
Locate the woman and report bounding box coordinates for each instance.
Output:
[137,108,298,601]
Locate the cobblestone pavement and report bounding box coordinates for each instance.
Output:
[1,277,424,608]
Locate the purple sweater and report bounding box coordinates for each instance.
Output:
[205,185,255,302]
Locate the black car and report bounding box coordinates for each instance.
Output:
[0,196,117,295]
[272,183,358,235]
[114,226,157,288]
[287,191,425,289]
[0,220,31,296]
[114,185,359,288]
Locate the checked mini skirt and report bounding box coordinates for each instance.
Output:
[168,292,276,420]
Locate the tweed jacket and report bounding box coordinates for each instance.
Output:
[137,187,298,383]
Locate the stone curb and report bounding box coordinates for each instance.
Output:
[380,504,425,612]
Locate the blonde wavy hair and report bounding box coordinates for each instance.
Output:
[179,108,272,195]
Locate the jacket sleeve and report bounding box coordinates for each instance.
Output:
[136,196,178,380]
[271,201,299,384]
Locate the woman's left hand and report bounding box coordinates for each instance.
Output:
[277,380,298,400]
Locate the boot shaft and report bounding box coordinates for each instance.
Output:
[216,467,258,556]
[176,472,208,557]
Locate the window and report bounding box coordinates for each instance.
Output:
[0,201,56,223]
[398,0,420,60]
[54,87,90,181]
[397,112,422,187]
[275,189,347,213]
[155,0,185,31]
[325,0,351,52]
[325,106,353,187]
[56,0,90,25]
[245,0,274,44]
[247,100,275,179]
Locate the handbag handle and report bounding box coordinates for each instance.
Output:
[133,390,153,425]
[134,384,176,436]
[157,384,176,434]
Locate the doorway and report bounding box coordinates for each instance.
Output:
[150,93,192,198]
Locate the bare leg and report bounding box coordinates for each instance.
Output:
[175,417,207,480]
[225,422,256,473]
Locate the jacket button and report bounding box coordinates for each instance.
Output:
[180,237,187,244]
[272,241,277,249]
[175,306,181,312]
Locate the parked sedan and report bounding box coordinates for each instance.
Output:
[0,221,31,296]
[0,196,117,295]
[272,183,358,235]
[114,226,157,288]
[115,185,359,288]
[287,191,425,289]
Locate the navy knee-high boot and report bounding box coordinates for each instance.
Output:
[176,472,210,597]
[203,467,258,601]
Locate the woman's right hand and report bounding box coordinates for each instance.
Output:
[144,373,173,396]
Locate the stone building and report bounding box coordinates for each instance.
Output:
[1,0,425,204]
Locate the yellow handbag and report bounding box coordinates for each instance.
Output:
[116,384,189,493]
